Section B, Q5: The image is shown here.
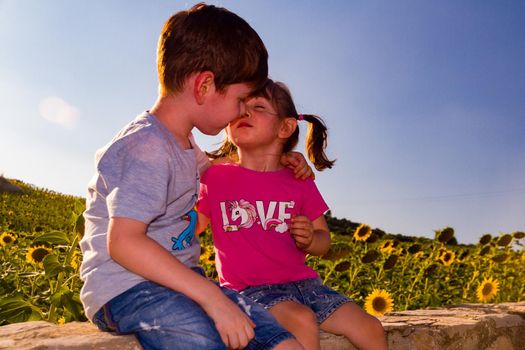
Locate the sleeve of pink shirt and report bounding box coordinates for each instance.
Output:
[300,178,330,221]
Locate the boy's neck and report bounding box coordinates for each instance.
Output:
[149,94,194,149]
[237,148,283,172]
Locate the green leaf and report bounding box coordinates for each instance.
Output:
[73,199,85,216]
[43,254,65,277]
[18,272,42,278]
[74,213,85,237]
[0,297,43,324]
[62,291,85,321]
[34,230,70,245]
[50,286,67,307]
[50,286,85,321]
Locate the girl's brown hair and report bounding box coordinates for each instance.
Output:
[208,79,335,171]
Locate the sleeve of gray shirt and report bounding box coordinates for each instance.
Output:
[99,131,172,224]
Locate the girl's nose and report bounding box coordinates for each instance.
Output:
[240,108,251,118]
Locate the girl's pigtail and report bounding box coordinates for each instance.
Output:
[302,114,335,171]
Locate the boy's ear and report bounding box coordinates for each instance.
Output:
[194,71,215,105]
[279,118,297,139]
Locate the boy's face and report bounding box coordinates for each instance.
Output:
[197,83,252,136]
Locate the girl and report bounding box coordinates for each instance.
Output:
[197,79,387,350]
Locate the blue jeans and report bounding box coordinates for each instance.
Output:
[92,275,293,349]
[240,278,352,324]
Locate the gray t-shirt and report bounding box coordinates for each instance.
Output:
[79,112,209,321]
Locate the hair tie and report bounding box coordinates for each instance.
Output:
[297,114,304,121]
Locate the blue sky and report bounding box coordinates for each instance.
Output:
[1,1,524,244]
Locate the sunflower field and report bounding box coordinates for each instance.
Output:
[1,178,524,325]
[1,179,85,325]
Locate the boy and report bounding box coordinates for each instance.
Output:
[80,4,306,350]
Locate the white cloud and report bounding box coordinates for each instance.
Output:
[39,96,79,129]
[275,222,288,233]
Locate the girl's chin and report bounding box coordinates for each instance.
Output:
[231,139,256,149]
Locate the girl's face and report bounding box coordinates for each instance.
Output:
[226,96,284,149]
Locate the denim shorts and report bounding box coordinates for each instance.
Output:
[92,268,293,350]
[240,278,352,324]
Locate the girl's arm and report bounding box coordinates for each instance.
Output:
[289,214,331,256]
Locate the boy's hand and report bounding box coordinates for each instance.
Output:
[289,215,315,250]
[202,295,256,349]
[280,152,314,180]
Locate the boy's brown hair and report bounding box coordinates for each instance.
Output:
[157,3,268,96]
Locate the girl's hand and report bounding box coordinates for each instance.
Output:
[289,215,314,250]
[280,152,314,180]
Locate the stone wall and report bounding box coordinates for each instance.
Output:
[1,302,523,350]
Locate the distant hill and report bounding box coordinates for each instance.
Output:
[324,210,452,246]
[0,177,84,233]
[0,176,25,194]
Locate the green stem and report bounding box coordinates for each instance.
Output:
[48,271,65,322]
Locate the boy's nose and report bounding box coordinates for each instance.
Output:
[239,101,247,116]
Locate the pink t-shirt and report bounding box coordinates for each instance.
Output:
[197,163,329,291]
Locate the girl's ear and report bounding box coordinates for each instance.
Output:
[279,117,297,139]
[194,71,215,105]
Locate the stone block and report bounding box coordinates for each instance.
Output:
[0,302,523,349]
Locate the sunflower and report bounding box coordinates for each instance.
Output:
[479,246,491,256]
[407,243,422,255]
[379,240,395,255]
[497,234,513,247]
[479,234,492,245]
[353,224,372,241]
[334,260,352,272]
[70,250,80,270]
[364,289,394,317]
[0,232,16,246]
[383,255,398,270]
[26,245,52,266]
[513,231,525,239]
[361,249,380,264]
[413,251,424,259]
[199,246,215,266]
[437,227,455,244]
[491,253,509,263]
[438,249,455,266]
[476,277,500,303]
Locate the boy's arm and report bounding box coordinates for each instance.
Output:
[107,217,255,348]
[281,151,314,180]
[196,211,210,234]
[207,150,312,179]
[289,215,331,256]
